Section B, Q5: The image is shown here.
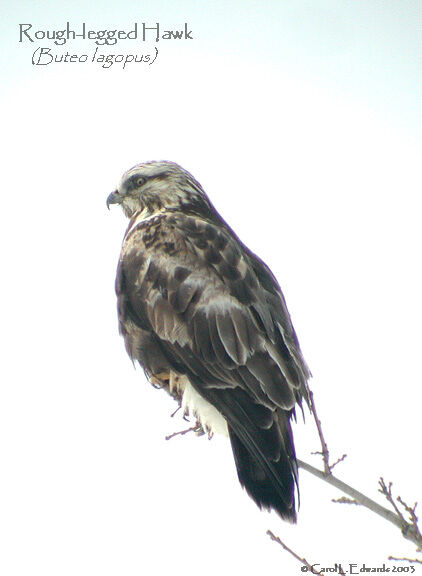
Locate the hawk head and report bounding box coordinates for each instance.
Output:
[107,161,212,218]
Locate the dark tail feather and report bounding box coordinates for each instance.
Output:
[228,412,298,522]
[188,378,299,521]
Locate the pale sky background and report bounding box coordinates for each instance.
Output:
[1,1,421,575]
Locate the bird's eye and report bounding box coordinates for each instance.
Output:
[137,177,145,187]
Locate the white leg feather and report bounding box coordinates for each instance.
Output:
[181,377,228,436]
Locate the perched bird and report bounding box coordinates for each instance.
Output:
[107,161,310,521]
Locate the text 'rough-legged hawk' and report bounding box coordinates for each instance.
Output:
[107,161,310,522]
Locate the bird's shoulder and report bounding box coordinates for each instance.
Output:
[119,211,252,295]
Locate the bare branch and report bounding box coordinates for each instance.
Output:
[298,459,400,526]
[266,530,325,574]
[298,459,422,550]
[294,387,421,563]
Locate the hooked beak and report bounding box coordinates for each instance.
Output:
[106,190,120,210]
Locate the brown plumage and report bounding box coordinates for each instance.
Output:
[107,161,310,521]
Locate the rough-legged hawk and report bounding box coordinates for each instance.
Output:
[107,161,310,521]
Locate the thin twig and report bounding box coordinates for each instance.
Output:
[308,389,331,474]
[397,496,419,528]
[307,389,348,473]
[266,530,325,574]
[170,405,181,418]
[379,479,408,526]
[165,425,201,441]
[388,556,422,564]
[378,479,422,548]
[329,454,347,471]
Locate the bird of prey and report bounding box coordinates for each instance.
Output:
[107,161,310,522]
